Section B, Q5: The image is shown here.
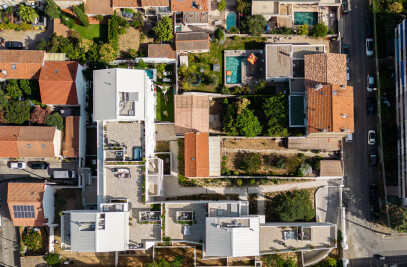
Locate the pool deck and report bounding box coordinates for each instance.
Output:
[224,50,265,87]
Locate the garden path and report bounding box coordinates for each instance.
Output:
[222,148,333,157]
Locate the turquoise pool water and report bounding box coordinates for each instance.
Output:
[225,56,244,84]
[226,12,236,31]
[145,69,154,79]
[294,12,318,26]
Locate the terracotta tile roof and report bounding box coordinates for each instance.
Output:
[53,18,70,37]
[39,61,79,105]
[184,132,209,177]
[171,0,208,11]
[319,160,343,177]
[0,50,45,79]
[141,0,169,6]
[7,183,47,226]
[0,126,58,158]
[63,116,80,157]
[85,0,114,15]
[113,0,141,7]
[306,85,354,134]
[175,32,210,52]
[174,95,209,134]
[148,44,176,59]
[304,53,347,86]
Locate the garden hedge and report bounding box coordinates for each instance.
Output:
[73,5,89,27]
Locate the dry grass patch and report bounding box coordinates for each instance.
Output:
[154,247,194,267]
[223,138,285,150]
[118,27,141,54]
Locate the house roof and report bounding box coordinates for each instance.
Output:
[320,160,343,177]
[39,61,79,105]
[171,0,208,11]
[304,53,347,86]
[175,32,210,51]
[0,50,45,79]
[141,0,169,6]
[113,0,141,7]
[0,126,57,158]
[306,85,354,134]
[184,132,209,177]
[53,18,70,37]
[85,0,114,15]
[7,183,46,226]
[266,44,292,79]
[148,44,176,59]
[63,116,80,158]
[206,216,260,257]
[174,95,209,134]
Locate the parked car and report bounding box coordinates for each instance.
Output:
[342,44,350,63]
[29,161,49,169]
[368,130,376,145]
[367,75,375,92]
[9,161,27,169]
[346,67,350,81]
[366,21,373,37]
[342,0,350,14]
[366,38,374,56]
[53,170,77,179]
[367,97,376,115]
[369,150,377,166]
[5,41,24,50]
[346,133,353,142]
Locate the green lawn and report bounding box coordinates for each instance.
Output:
[156,87,174,122]
[72,24,108,42]
[186,37,265,92]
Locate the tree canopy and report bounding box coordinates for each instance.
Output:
[240,15,266,36]
[263,94,288,137]
[154,16,173,42]
[236,109,262,137]
[312,23,329,38]
[5,100,31,124]
[273,190,315,222]
[46,113,64,130]
[45,0,60,19]
[19,4,38,23]
[5,80,22,100]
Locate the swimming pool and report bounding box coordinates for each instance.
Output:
[294,12,318,26]
[225,56,244,84]
[226,12,236,31]
[145,69,154,80]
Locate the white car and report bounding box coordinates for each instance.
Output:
[9,161,27,169]
[347,67,350,81]
[367,75,375,92]
[366,38,374,56]
[368,130,376,145]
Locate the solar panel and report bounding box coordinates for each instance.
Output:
[13,205,35,218]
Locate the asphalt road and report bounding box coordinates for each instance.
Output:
[342,0,407,259]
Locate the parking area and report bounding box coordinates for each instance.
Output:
[166,203,206,242]
[0,24,54,50]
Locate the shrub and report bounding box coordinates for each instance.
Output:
[73,5,89,27]
[236,109,262,137]
[129,48,138,58]
[96,14,104,21]
[229,26,239,34]
[99,42,117,63]
[45,0,60,19]
[154,16,173,41]
[215,28,225,42]
[31,105,51,124]
[19,4,39,23]
[6,80,22,100]
[240,15,266,36]
[236,0,251,15]
[240,153,262,174]
[272,26,295,34]
[236,179,243,187]
[218,0,226,11]
[311,23,328,38]
[78,38,94,52]
[19,80,31,95]
[250,178,256,186]
[275,158,285,169]
[297,163,312,176]
[37,39,47,50]
[45,253,62,266]
[173,255,184,267]
[297,24,308,35]
[0,90,8,110]
[60,15,75,28]
[46,113,64,130]
[273,190,315,222]
[22,228,42,251]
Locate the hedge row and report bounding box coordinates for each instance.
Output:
[0,22,33,31]
[73,5,89,27]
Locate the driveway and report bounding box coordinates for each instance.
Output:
[0,19,54,49]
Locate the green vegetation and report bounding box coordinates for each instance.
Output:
[73,5,89,26]
[215,28,225,42]
[154,16,173,42]
[265,254,296,267]
[72,24,108,42]
[45,0,60,19]
[272,190,315,222]
[240,15,267,36]
[386,204,407,232]
[236,0,251,15]
[240,153,262,174]
[156,87,174,122]
[5,101,31,124]
[297,24,309,35]
[223,98,262,137]
[30,105,51,125]
[45,253,62,266]
[311,23,329,38]
[19,4,38,23]
[218,0,226,11]
[22,228,43,251]
[263,94,288,137]
[46,113,64,130]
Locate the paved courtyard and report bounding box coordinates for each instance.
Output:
[166,203,206,242]
[105,122,144,160]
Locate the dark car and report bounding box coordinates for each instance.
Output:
[342,44,350,63]
[367,97,376,115]
[366,21,373,37]
[342,0,349,14]
[369,150,377,166]
[29,161,49,169]
[5,41,24,49]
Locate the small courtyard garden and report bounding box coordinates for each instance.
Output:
[156,85,174,122]
[20,227,47,256]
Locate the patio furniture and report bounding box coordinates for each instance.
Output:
[283,231,295,240]
[163,78,172,83]
[163,71,172,76]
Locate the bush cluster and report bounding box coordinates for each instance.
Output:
[73,5,89,26]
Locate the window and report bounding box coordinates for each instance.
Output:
[27,144,31,148]
[42,144,45,148]
[11,64,16,70]
[13,205,35,218]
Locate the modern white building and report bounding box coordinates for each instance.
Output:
[395,20,407,205]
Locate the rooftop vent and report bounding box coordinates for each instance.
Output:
[342,114,347,118]
[340,85,346,89]
[315,84,323,90]
[333,90,337,95]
